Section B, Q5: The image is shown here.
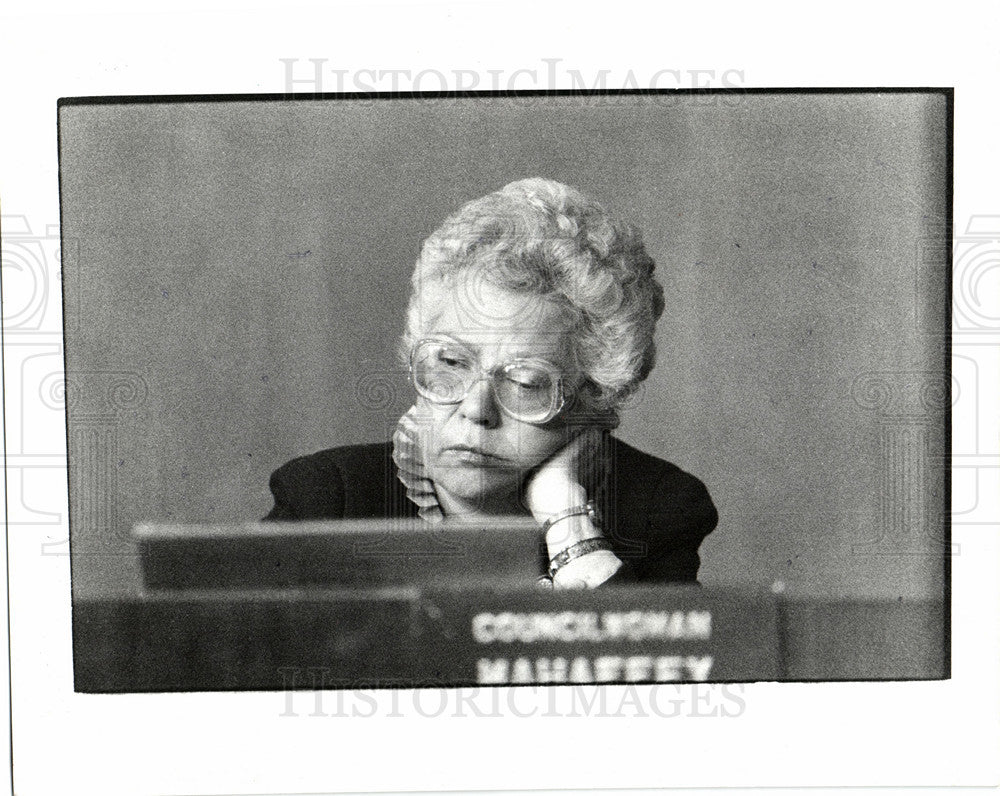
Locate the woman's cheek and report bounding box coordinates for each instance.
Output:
[509,426,569,468]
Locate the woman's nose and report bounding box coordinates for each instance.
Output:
[458,376,501,427]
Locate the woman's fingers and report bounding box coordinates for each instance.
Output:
[417,504,445,524]
[391,432,423,469]
[392,404,446,520]
[392,425,429,475]
[397,404,427,437]
[393,405,433,473]
[395,465,429,488]
[394,453,434,490]
[404,488,440,508]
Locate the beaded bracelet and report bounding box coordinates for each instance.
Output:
[547,537,616,579]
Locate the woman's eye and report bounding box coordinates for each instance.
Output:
[436,351,471,369]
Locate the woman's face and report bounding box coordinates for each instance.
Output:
[412,275,580,512]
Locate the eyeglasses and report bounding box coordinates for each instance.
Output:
[409,337,566,424]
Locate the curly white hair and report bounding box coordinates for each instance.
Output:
[400,177,665,418]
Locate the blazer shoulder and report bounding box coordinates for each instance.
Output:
[267,441,399,520]
[609,436,707,495]
[612,437,719,568]
[271,441,389,484]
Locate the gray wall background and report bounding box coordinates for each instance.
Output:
[60,93,949,600]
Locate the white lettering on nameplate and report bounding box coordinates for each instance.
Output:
[476,655,714,684]
[471,610,712,644]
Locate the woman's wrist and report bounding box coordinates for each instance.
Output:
[529,480,588,524]
[543,512,603,559]
[552,550,624,589]
[530,478,626,588]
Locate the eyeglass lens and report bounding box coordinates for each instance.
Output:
[412,341,557,422]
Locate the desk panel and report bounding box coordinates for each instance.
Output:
[73,588,946,692]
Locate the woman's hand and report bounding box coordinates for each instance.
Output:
[392,405,444,523]
[524,425,625,588]
[523,425,606,523]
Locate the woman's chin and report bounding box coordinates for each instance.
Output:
[431,467,521,511]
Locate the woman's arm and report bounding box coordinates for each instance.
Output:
[525,428,627,589]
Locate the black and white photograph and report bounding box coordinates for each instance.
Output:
[60,90,949,691]
[3,4,999,794]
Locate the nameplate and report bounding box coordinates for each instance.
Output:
[419,586,781,684]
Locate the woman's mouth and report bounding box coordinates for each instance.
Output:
[441,445,507,466]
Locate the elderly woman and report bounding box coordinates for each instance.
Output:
[265,178,717,588]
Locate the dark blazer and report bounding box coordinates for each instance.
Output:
[265,437,717,583]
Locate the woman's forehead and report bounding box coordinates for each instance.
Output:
[423,279,572,359]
